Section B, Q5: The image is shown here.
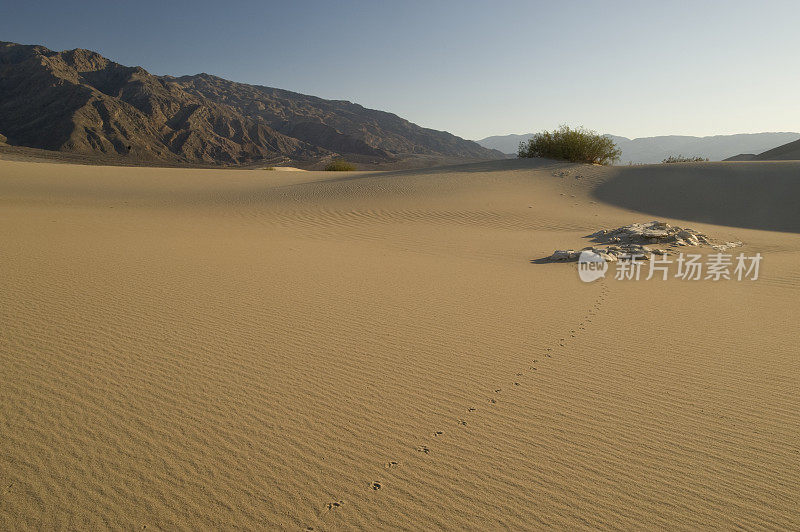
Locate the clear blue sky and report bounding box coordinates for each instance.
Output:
[2,0,798,140]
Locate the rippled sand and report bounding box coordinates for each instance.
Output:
[1,157,798,529]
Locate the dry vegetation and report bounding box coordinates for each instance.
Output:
[518,125,621,165]
[662,155,709,163]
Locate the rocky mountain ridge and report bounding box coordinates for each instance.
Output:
[0,41,502,166]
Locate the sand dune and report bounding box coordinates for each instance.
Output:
[593,160,800,232]
[0,156,798,529]
[754,137,800,161]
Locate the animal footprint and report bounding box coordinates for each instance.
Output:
[432,431,443,437]
[371,481,382,491]
[457,419,468,426]
[488,398,496,404]
[384,461,399,469]
[468,407,476,412]
[326,500,344,511]
[416,445,430,454]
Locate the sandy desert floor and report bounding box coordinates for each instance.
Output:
[0,156,798,530]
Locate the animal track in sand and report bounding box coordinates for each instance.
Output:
[325,500,343,511]
[351,281,609,508]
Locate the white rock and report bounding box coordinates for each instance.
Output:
[642,229,670,239]
[549,250,580,261]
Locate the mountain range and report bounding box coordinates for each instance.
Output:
[477,132,800,164]
[0,41,502,166]
[4,40,796,168]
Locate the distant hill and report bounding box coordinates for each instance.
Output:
[475,134,536,155]
[751,138,800,161]
[723,154,757,161]
[476,132,800,164]
[0,41,503,166]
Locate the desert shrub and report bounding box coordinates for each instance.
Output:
[324,160,357,171]
[518,125,621,165]
[662,155,709,163]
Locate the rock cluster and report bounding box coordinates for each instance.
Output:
[546,221,742,262]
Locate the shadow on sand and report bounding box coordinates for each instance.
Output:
[592,161,800,234]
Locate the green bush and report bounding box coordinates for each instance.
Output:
[324,160,357,171]
[518,125,621,165]
[662,155,709,163]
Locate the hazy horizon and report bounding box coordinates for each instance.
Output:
[478,130,800,141]
[2,0,799,141]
